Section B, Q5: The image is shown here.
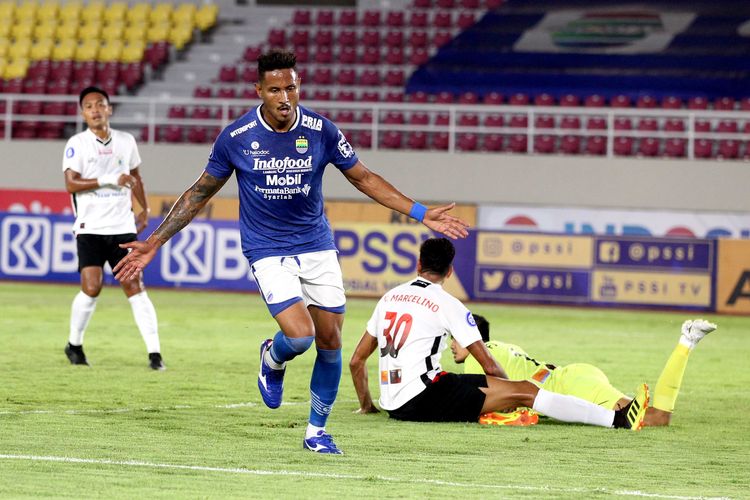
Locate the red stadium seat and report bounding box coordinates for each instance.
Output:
[312,68,333,85]
[187,126,209,143]
[664,118,685,132]
[431,132,450,150]
[717,140,739,159]
[409,11,428,28]
[456,12,476,29]
[636,95,657,108]
[457,133,479,151]
[693,139,713,158]
[664,138,686,158]
[509,115,528,129]
[408,31,428,48]
[407,131,428,150]
[337,30,356,46]
[434,91,454,104]
[243,45,262,62]
[534,93,555,106]
[694,119,711,133]
[534,115,555,129]
[218,65,238,83]
[560,135,581,154]
[483,134,504,152]
[357,131,372,149]
[614,117,632,130]
[483,91,504,105]
[362,10,381,27]
[361,30,380,46]
[217,87,236,99]
[383,111,405,124]
[335,110,356,123]
[338,46,356,64]
[409,112,430,125]
[613,137,635,156]
[409,47,429,65]
[458,113,479,127]
[433,11,452,28]
[436,0,455,7]
[434,113,450,126]
[241,66,259,83]
[314,30,333,46]
[161,125,184,143]
[358,111,373,123]
[336,90,356,102]
[687,96,709,110]
[360,91,380,102]
[291,29,309,46]
[509,93,530,105]
[507,134,527,153]
[384,69,404,86]
[638,138,660,157]
[193,86,211,98]
[458,91,480,104]
[637,118,658,131]
[336,68,357,85]
[338,10,357,26]
[559,94,580,107]
[316,10,334,26]
[359,69,381,86]
[560,116,581,130]
[384,91,404,103]
[381,131,402,149]
[267,28,285,47]
[191,106,214,120]
[168,105,187,119]
[716,120,739,134]
[610,94,631,108]
[661,96,682,109]
[585,136,606,155]
[385,47,404,65]
[314,45,333,64]
[408,91,429,103]
[740,97,750,111]
[484,114,504,128]
[386,11,404,27]
[584,94,605,107]
[312,90,332,101]
[534,135,555,154]
[385,30,404,48]
[714,97,735,111]
[292,10,311,25]
[460,0,480,7]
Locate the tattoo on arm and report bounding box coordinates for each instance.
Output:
[153,173,226,243]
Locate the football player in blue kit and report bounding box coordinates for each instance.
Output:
[113,49,469,454]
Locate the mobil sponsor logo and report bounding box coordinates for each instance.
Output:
[160,223,249,284]
[0,214,77,277]
[591,270,711,308]
[595,237,712,271]
[475,265,590,301]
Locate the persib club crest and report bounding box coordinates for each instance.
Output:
[295,136,309,154]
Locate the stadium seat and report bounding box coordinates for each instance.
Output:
[292,10,311,26]
[384,92,404,103]
[241,66,259,83]
[294,46,310,63]
[457,133,479,151]
[694,139,713,158]
[409,11,428,28]
[664,118,685,132]
[386,11,404,27]
[613,137,635,156]
[483,91,504,105]
[688,96,709,110]
[337,30,356,45]
[312,68,333,85]
[509,115,528,129]
[312,90,332,101]
[360,91,379,102]
[409,112,430,125]
[560,135,582,154]
[316,10,334,26]
[431,132,450,151]
[458,113,479,127]
[161,125,184,143]
[584,94,605,107]
[357,131,372,149]
[434,91,454,104]
[534,135,555,154]
[560,116,581,130]
[614,117,632,130]
[336,90,356,102]
[385,31,403,48]
[381,131,402,149]
[740,97,750,111]
[243,45,262,63]
[509,93,530,106]
[585,136,606,155]
[385,47,404,65]
[716,120,739,134]
[360,69,380,86]
[458,92,480,105]
[383,111,405,124]
[434,11,452,28]
[636,95,657,108]
[661,96,683,109]
[384,69,405,86]
[267,28,285,47]
[456,12,476,29]
[434,113,450,126]
[507,134,527,153]
[534,93,555,106]
[191,106,214,120]
[484,114,504,128]
[338,46,356,64]
[168,105,187,119]
[408,91,430,103]
[714,97,735,111]
[664,138,686,158]
[217,87,236,99]
[314,29,333,46]
[559,94,580,107]
[408,31,428,48]
[637,118,658,131]
[638,138,660,157]
[335,110,355,123]
[338,10,356,26]
[534,115,555,129]
[291,29,309,46]
[483,134,504,152]
[362,10,381,27]
[361,30,380,46]
[407,131,428,150]
[717,140,739,159]
[218,65,238,83]
[694,120,711,133]
[610,95,631,108]
[336,68,357,85]
[358,111,373,123]
[187,126,209,143]
[409,47,429,65]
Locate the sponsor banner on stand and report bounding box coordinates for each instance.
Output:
[593,237,713,271]
[0,189,73,215]
[479,205,750,239]
[715,239,750,314]
[0,212,258,292]
[477,232,593,268]
[591,270,711,307]
[474,266,591,302]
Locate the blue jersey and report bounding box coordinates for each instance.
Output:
[206,104,359,263]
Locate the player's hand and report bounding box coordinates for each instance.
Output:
[134,210,150,234]
[113,239,159,281]
[422,202,470,240]
[353,406,380,415]
[118,173,139,190]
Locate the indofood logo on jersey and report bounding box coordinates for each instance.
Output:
[295,136,308,154]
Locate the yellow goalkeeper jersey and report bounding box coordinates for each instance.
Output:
[464,340,555,383]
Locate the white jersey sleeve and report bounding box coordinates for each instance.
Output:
[62,136,84,174]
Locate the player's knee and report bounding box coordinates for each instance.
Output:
[81,283,102,297]
[281,334,315,354]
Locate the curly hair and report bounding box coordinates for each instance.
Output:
[257,49,297,81]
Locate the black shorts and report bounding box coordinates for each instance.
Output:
[76,233,136,272]
[387,373,488,422]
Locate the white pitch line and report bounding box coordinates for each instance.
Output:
[0,400,359,416]
[0,454,730,500]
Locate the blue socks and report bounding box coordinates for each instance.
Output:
[309,348,342,427]
[269,331,314,364]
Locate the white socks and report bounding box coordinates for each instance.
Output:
[69,291,97,345]
[306,424,325,439]
[128,291,161,353]
[532,388,615,427]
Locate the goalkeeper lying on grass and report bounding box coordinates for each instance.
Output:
[452,314,717,427]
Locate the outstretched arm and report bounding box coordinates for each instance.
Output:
[342,161,469,240]
[113,171,228,281]
[467,341,508,379]
[349,332,380,414]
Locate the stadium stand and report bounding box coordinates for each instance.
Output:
[1,0,748,159]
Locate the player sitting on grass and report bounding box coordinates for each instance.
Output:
[350,237,649,431]
[452,314,716,427]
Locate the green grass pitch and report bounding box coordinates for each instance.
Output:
[1,282,749,499]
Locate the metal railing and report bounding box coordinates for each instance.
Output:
[2,93,750,160]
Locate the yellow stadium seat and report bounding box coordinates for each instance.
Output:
[37,0,60,22]
[5,58,29,79]
[30,38,53,60]
[75,38,98,61]
[0,21,11,38]
[0,59,6,78]
[51,37,76,60]
[126,3,150,24]
[0,38,9,57]
[34,21,57,40]
[120,40,144,63]
[195,3,218,32]
[149,3,172,25]
[101,20,125,41]
[0,1,15,21]
[80,0,104,24]
[56,21,78,40]
[9,38,32,59]
[146,22,169,43]
[12,21,35,40]
[15,1,38,23]
[97,39,122,62]
[172,3,196,24]
[104,1,127,24]
[123,22,147,43]
[168,25,192,51]
[59,0,82,23]
[78,21,102,40]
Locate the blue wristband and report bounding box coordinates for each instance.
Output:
[409,202,427,222]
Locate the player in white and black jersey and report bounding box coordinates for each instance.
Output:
[113,49,469,454]
[350,238,649,430]
[62,86,164,371]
